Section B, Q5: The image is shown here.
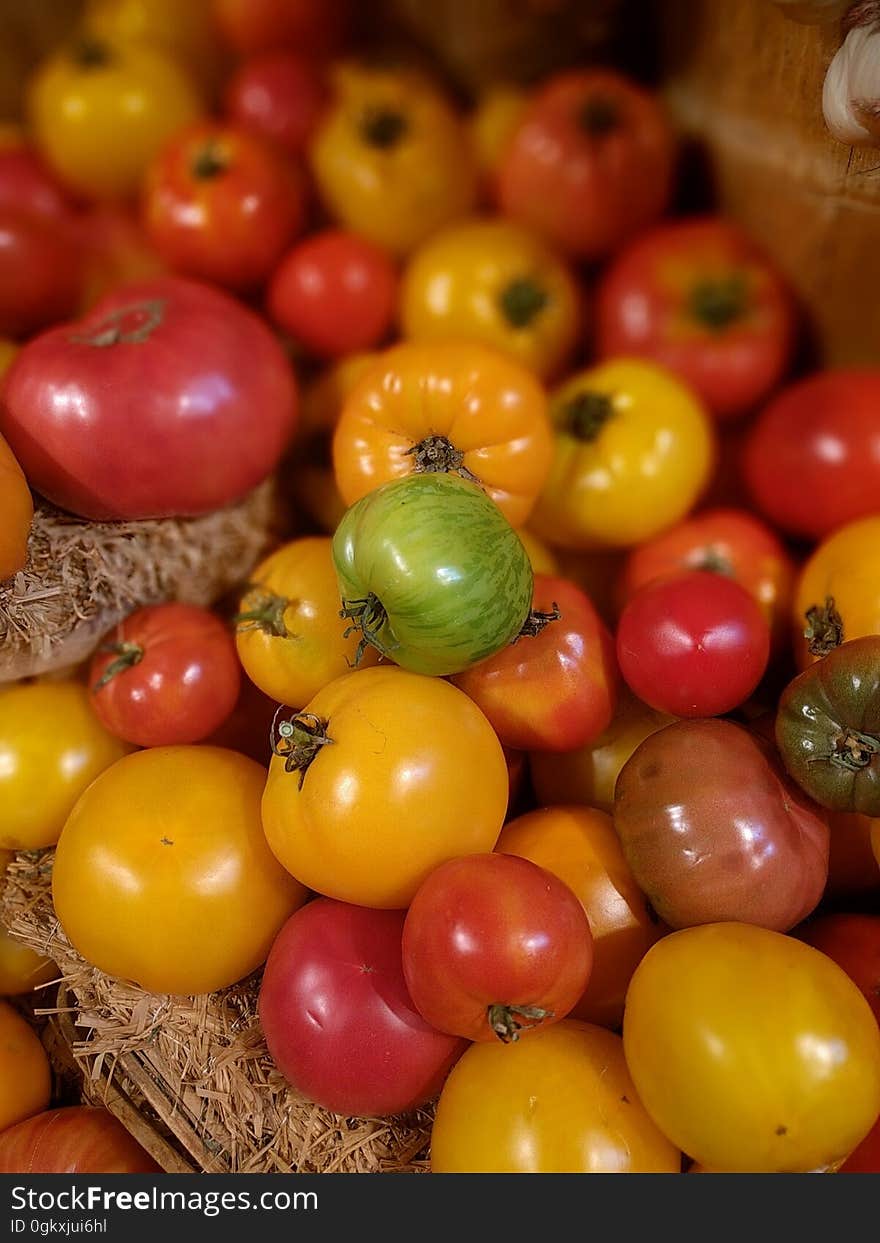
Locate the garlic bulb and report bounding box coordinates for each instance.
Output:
[771,0,853,23]
[823,18,880,146]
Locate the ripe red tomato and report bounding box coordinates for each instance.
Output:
[743,370,880,541]
[799,915,880,1027]
[224,51,327,157]
[89,603,241,748]
[0,210,81,339]
[616,570,770,717]
[451,574,618,752]
[0,146,75,220]
[826,813,880,899]
[267,229,398,359]
[259,899,466,1117]
[402,853,593,1044]
[0,1107,159,1174]
[618,507,795,654]
[497,69,676,260]
[143,123,306,292]
[0,276,298,521]
[596,217,795,422]
[212,0,349,56]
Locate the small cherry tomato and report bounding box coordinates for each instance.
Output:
[794,517,880,669]
[0,209,82,339]
[799,914,880,1026]
[144,122,306,292]
[0,432,32,582]
[259,899,465,1117]
[0,1106,160,1174]
[596,217,795,421]
[497,806,662,1029]
[497,69,676,260]
[530,359,715,550]
[402,853,593,1044]
[431,1020,681,1173]
[212,0,349,58]
[0,681,130,852]
[618,507,795,655]
[268,229,398,359]
[234,536,378,708]
[89,602,241,748]
[623,923,880,1172]
[616,571,770,718]
[0,1002,51,1133]
[744,371,880,541]
[400,218,581,380]
[224,51,327,157]
[28,37,204,201]
[452,574,617,752]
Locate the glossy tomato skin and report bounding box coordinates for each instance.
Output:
[614,719,829,930]
[0,146,75,220]
[452,574,618,752]
[0,432,32,581]
[53,747,307,994]
[0,681,129,852]
[224,51,327,157]
[0,1107,159,1174]
[530,359,715,550]
[144,123,306,292]
[496,806,661,1029]
[268,229,398,359]
[212,0,349,57]
[261,667,509,909]
[0,276,298,521]
[799,915,880,1026]
[0,1003,51,1133]
[497,70,676,261]
[794,517,880,670]
[235,535,379,708]
[619,507,795,654]
[89,602,241,748]
[28,38,204,201]
[623,923,880,1172]
[616,571,770,718]
[776,637,880,815]
[0,209,82,339]
[400,218,581,380]
[402,853,593,1043]
[259,899,466,1117]
[332,474,534,677]
[744,371,880,540]
[430,1020,680,1173]
[333,341,551,528]
[596,217,795,421]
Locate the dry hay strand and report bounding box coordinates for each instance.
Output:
[0,480,280,683]
[1,852,434,1175]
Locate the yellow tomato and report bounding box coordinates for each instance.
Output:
[0,681,130,852]
[623,923,880,1173]
[28,36,203,200]
[497,806,662,1029]
[530,359,715,550]
[431,1020,680,1173]
[0,430,32,582]
[468,86,527,184]
[794,517,880,668]
[0,1002,51,1131]
[83,0,225,96]
[530,686,674,813]
[53,746,306,994]
[400,218,581,379]
[235,536,378,708]
[518,529,559,577]
[308,62,477,256]
[261,667,509,908]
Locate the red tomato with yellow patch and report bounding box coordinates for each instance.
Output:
[452,574,617,752]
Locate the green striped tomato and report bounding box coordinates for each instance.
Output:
[332,473,533,677]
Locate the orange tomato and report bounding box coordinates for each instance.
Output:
[0,1001,51,1131]
[794,516,880,668]
[497,805,662,1028]
[468,86,527,189]
[0,431,32,581]
[332,341,552,527]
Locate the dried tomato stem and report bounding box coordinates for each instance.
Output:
[689,273,748,331]
[233,589,291,639]
[270,709,333,787]
[804,597,845,657]
[488,1003,554,1044]
[513,603,562,642]
[405,435,481,485]
[340,593,397,665]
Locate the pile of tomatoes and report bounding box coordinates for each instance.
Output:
[1,0,880,1178]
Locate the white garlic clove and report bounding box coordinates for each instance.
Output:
[772,0,854,24]
[823,23,880,146]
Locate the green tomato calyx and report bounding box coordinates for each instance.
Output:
[191,140,229,180]
[92,641,144,692]
[514,602,562,642]
[71,298,167,348]
[73,38,112,70]
[488,1003,554,1044]
[499,278,549,329]
[689,273,749,332]
[405,435,481,486]
[360,107,408,149]
[563,391,614,442]
[233,588,291,639]
[340,592,397,666]
[804,597,844,657]
[270,709,333,788]
[692,547,734,577]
